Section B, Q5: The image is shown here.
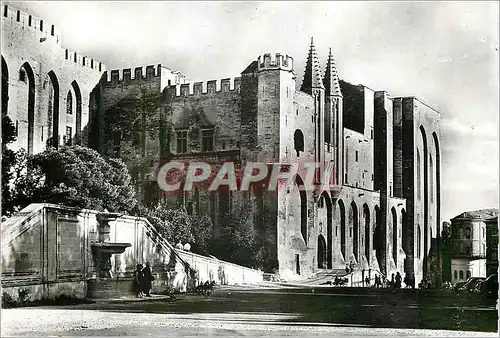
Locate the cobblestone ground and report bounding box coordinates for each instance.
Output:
[2,285,498,336]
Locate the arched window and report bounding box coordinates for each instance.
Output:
[294,129,304,157]
[454,270,458,279]
[465,227,471,239]
[66,91,73,115]
[459,270,464,279]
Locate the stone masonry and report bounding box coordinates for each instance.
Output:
[2,5,442,284]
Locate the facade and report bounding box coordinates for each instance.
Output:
[2,5,442,285]
[1,5,104,153]
[92,39,442,284]
[449,208,498,285]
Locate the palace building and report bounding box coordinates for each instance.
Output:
[2,5,442,285]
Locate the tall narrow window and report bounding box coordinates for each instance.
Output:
[66,91,73,115]
[51,25,55,36]
[28,15,32,26]
[19,69,26,82]
[430,154,434,203]
[417,148,421,200]
[74,52,77,63]
[16,10,20,22]
[417,225,421,259]
[65,126,72,145]
[176,130,187,153]
[355,150,359,162]
[3,6,7,17]
[40,20,43,31]
[202,129,214,152]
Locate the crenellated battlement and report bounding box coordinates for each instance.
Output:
[165,77,242,97]
[103,64,163,85]
[64,48,105,72]
[2,5,62,45]
[257,53,294,72]
[3,5,105,73]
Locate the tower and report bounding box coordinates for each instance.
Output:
[323,48,343,187]
[300,38,325,183]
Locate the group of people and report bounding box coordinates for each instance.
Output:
[133,262,154,298]
[364,272,406,288]
[345,261,355,274]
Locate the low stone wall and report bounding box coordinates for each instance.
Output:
[1,280,86,303]
[2,203,264,301]
[175,249,264,286]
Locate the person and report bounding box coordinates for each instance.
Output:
[345,264,350,274]
[395,272,402,289]
[349,261,355,272]
[142,262,154,297]
[365,276,370,287]
[390,273,395,288]
[374,274,380,288]
[133,264,144,298]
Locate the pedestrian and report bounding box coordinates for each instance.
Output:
[390,273,395,288]
[142,262,154,297]
[349,261,355,272]
[374,274,380,288]
[365,276,370,287]
[395,272,402,289]
[345,264,350,274]
[133,264,144,298]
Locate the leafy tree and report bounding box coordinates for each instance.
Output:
[1,113,17,216]
[8,146,138,214]
[210,209,259,268]
[145,201,213,255]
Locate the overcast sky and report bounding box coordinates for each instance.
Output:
[7,1,499,221]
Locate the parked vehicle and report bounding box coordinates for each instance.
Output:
[482,274,498,297]
[456,277,486,293]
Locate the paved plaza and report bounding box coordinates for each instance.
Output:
[2,285,498,336]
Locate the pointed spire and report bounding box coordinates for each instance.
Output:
[323,48,343,97]
[300,36,324,94]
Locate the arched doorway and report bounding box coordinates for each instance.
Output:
[401,209,409,274]
[338,199,346,261]
[19,62,35,153]
[350,201,359,263]
[317,235,327,269]
[373,205,383,265]
[321,191,333,269]
[363,204,370,263]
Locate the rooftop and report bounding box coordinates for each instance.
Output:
[451,208,499,221]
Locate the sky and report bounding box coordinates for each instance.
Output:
[5,1,499,221]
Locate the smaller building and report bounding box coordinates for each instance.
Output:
[449,208,498,285]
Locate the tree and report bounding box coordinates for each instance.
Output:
[8,145,138,214]
[1,113,17,216]
[210,209,259,268]
[145,201,213,255]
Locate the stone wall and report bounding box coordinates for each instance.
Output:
[1,203,264,301]
[1,5,104,154]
